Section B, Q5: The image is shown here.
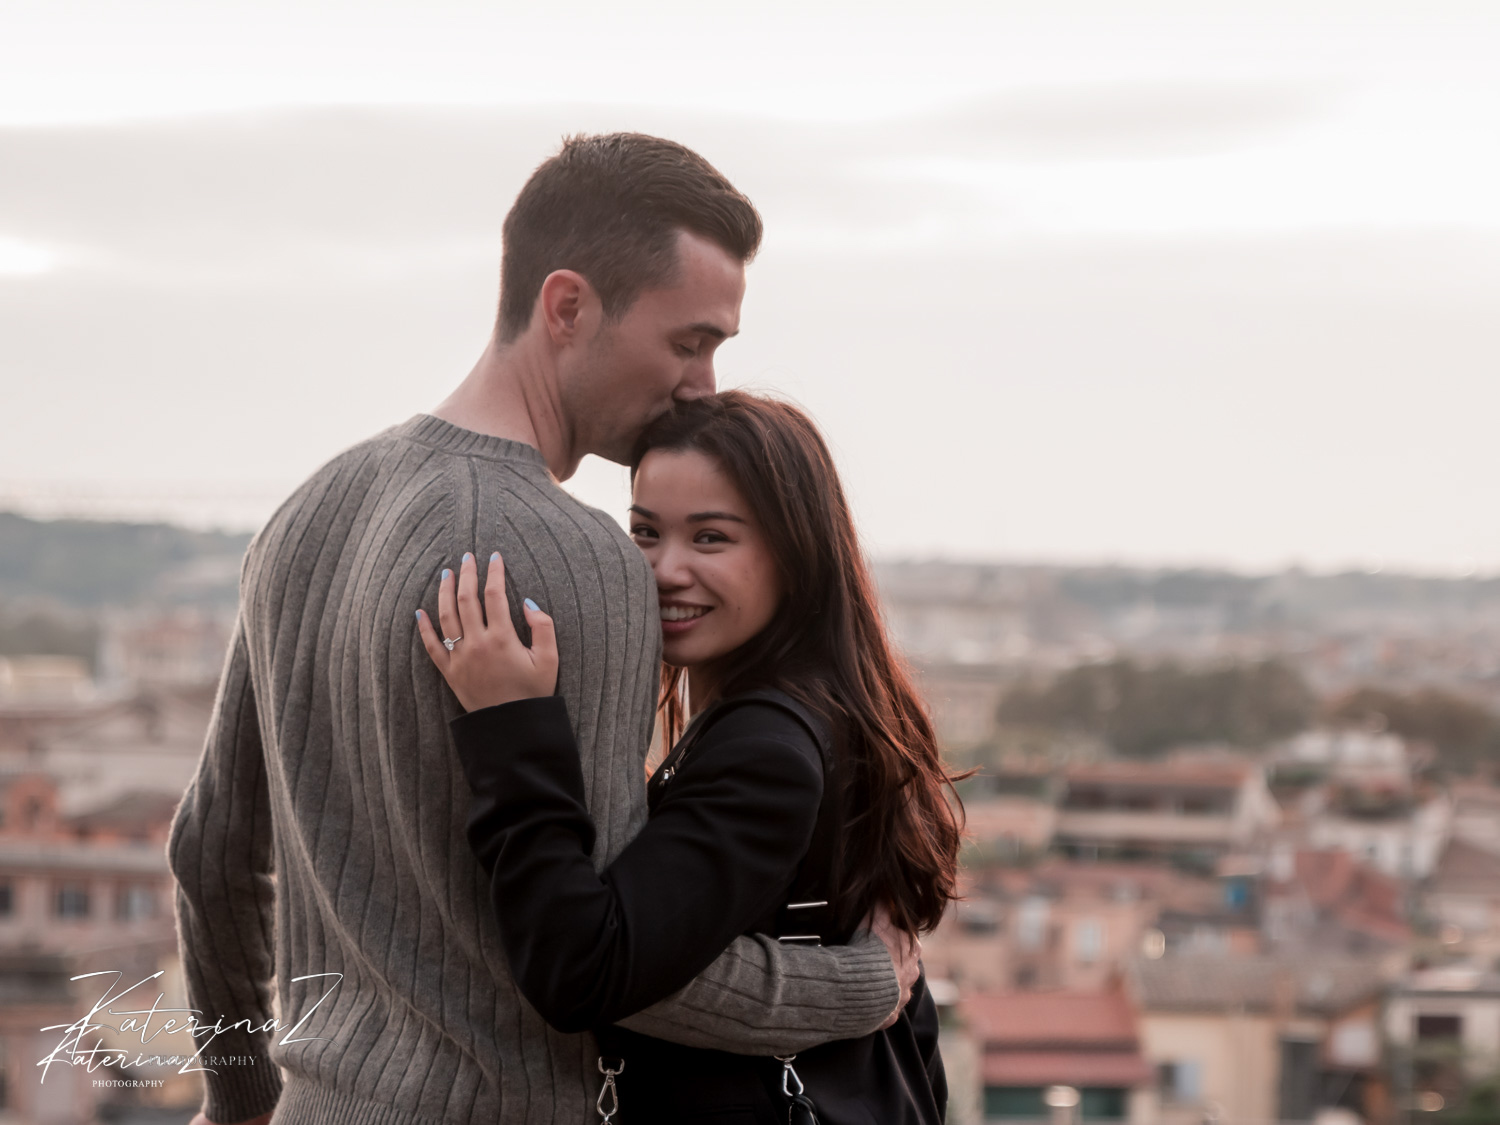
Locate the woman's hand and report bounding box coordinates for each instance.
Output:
[417,550,558,712]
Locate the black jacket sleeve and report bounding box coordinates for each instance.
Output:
[451,695,823,1033]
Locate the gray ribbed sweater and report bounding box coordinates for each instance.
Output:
[166,415,898,1125]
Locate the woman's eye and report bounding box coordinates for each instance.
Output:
[630,525,658,540]
[694,530,728,545]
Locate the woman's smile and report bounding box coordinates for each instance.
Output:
[660,602,712,632]
[629,448,782,677]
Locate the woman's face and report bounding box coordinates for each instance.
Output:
[629,448,783,671]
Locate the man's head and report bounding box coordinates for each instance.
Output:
[497,133,762,465]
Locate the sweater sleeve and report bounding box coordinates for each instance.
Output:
[613,928,902,1054]
[453,695,829,1033]
[165,615,284,1123]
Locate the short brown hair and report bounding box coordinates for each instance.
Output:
[496,133,763,342]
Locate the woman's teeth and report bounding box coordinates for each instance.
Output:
[661,606,709,622]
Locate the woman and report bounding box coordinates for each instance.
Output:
[417,391,965,1123]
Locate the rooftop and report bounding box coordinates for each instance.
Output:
[962,989,1139,1048]
[1130,955,1384,1016]
[66,790,182,831]
[1430,838,1500,896]
[1065,761,1252,790]
[1286,849,1410,945]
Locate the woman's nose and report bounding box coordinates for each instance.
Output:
[652,542,694,588]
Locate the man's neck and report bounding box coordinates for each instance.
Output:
[430,336,578,479]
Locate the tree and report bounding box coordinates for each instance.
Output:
[1327,686,1500,773]
[997,658,1316,757]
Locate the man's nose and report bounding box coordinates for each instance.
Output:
[674,358,717,402]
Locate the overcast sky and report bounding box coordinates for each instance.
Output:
[2,1,1498,573]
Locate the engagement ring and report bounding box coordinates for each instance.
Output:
[442,635,462,651]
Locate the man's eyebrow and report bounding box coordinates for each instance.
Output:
[683,322,738,340]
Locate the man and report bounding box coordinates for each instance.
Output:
[167,133,916,1125]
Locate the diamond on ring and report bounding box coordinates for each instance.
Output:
[443,635,462,652]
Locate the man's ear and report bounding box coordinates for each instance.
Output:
[538,269,597,345]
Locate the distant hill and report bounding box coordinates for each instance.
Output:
[877,560,1500,635]
[875,559,1500,709]
[0,511,251,608]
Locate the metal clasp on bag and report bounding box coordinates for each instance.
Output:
[596,1056,624,1121]
[775,1054,803,1098]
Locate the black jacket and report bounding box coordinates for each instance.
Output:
[451,690,946,1124]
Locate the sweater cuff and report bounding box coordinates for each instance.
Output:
[825,928,904,1038]
[450,695,572,789]
[200,1052,283,1125]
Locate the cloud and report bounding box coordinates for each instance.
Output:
[3,101,1499,570]
[0,84,1438,285]
[884,82,1339,162]
[0,235,62,276]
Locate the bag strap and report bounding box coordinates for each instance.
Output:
[651,687,829,790]
[679,690,844,947]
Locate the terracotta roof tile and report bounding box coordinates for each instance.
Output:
[961,990,1139,1048]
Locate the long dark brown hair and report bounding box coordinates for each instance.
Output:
[630,391,968,935]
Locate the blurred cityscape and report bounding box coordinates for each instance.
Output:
[4,512,1500,1123]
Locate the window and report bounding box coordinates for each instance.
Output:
[1223,877,1250,910]
[116,885,157,921]
[1080,1088,1127,1120]
[55,884,90,919]
[1075,919,1104,963]
[1416,1015,1463,1042]
[1278,1038,1320,1122]
[1159,1060,1202,1103]
[1016,897,1050,951]
[984,1086,1046,1118]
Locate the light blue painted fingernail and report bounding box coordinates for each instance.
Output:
[463,552,472,563]
[442,569,451,581]
[491,552,501,562]
[415,610,422,620]
[524,598,539,612]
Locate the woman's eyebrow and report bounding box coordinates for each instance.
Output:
[687,511,746,524]
[627,504,746,524]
